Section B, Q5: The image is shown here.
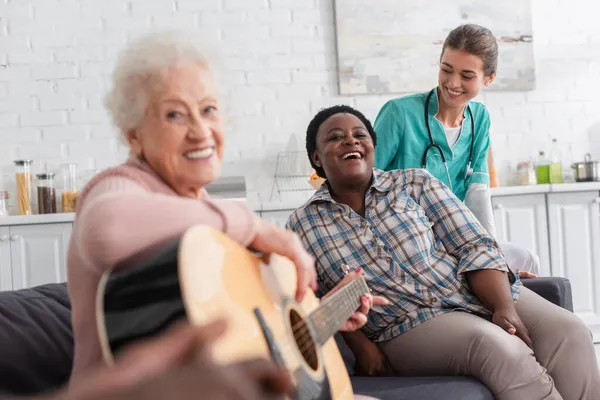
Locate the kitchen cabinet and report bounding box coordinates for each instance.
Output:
[491,194,551,277]
[9,223,72,290]
[0,215,74,292]
[547,191,600,340]
[490,188,600,342]
[0,227,12,291]
[260,210,293,229]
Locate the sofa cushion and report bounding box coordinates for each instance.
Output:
[351,376,493,400]
[0,283,73,396]
[521,277,573,312]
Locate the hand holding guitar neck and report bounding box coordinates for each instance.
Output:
[322,267,389,332]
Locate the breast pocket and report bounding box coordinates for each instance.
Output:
[391,196,432,231]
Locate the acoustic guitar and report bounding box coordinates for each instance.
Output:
[95,225,370,400]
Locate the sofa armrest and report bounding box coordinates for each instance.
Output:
[521,277,573,312]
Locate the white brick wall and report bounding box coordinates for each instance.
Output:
[0,0,599,206]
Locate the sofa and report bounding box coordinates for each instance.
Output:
[0,277,574,399]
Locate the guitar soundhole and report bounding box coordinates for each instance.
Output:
[289,309,319,371]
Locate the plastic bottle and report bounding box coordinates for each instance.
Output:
[536,151,550,184]
[0,191,8,217]
[549,138,563,184]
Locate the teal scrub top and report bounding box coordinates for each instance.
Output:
[373,87,491,201]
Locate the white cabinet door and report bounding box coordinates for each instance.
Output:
[491,194,551,277]
[261,210,294,229]
[0,226,12,291]
[547,191,600,341]
[9,223,72,290]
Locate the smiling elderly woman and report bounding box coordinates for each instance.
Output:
[65,31,326,381]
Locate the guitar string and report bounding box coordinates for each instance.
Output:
[252,281,367,360]
[289,279,368,332]
[287,285,366,354]
[290,279,368,333]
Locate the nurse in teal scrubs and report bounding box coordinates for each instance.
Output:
[374,24,540,275]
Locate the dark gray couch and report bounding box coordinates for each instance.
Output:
[0,277,574,399]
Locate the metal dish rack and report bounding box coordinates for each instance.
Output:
[270,151,314,200]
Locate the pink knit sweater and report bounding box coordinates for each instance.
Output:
[67,156,258,381]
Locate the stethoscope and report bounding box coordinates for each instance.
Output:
[422,88,475,191]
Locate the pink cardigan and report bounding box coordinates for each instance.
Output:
[67,156,258,381]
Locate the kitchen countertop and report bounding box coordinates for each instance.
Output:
[490,182,600,196]
[0,213,75,226]
[2,182,600,225]
[258,182,600,211]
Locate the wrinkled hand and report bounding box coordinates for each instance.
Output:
[518,271,538,279]
[61,320,294,400]
[492,306,533,349]
[250,217,317,302]
[323,267,389,332]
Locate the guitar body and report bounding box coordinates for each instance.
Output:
[96,225,354,400]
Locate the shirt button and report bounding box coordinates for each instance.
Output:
[429,296,437,305]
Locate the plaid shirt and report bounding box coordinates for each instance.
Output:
[286,168,520,343]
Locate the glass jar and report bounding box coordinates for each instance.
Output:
[14,160,33,215]
[0,191,8,217]
[517,161,537,185]
[37,172,57,214]
[62,163,78,213]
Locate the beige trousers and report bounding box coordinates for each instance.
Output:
[378,287,600,400]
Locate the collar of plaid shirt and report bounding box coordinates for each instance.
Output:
[287,168,520,342]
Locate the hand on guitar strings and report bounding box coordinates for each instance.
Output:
[249,217,318,303]
[57,320,295,400]
[323,267,390,332]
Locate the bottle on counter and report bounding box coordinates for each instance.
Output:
[61,163,78,213]
[536,151,550,184]
[14,160,33,215]
[0,191,8,217]
[518,161,537,185]
[37,172,57,214]
[549,138,563,184]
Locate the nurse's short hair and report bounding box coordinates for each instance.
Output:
[442,23,498,77]
[104,30,218,144]
[305,105,376,179]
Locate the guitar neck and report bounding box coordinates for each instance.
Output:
[308,277,370,346]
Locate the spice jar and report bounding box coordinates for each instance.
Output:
[37,172,57,214]
[14,160,33,215]
[517,161,537,185]
[0,191,8,217]
[61,163,78,213]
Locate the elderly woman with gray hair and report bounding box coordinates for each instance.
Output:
[66,30,383,392]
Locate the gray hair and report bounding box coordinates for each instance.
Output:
[104,30,218,143]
